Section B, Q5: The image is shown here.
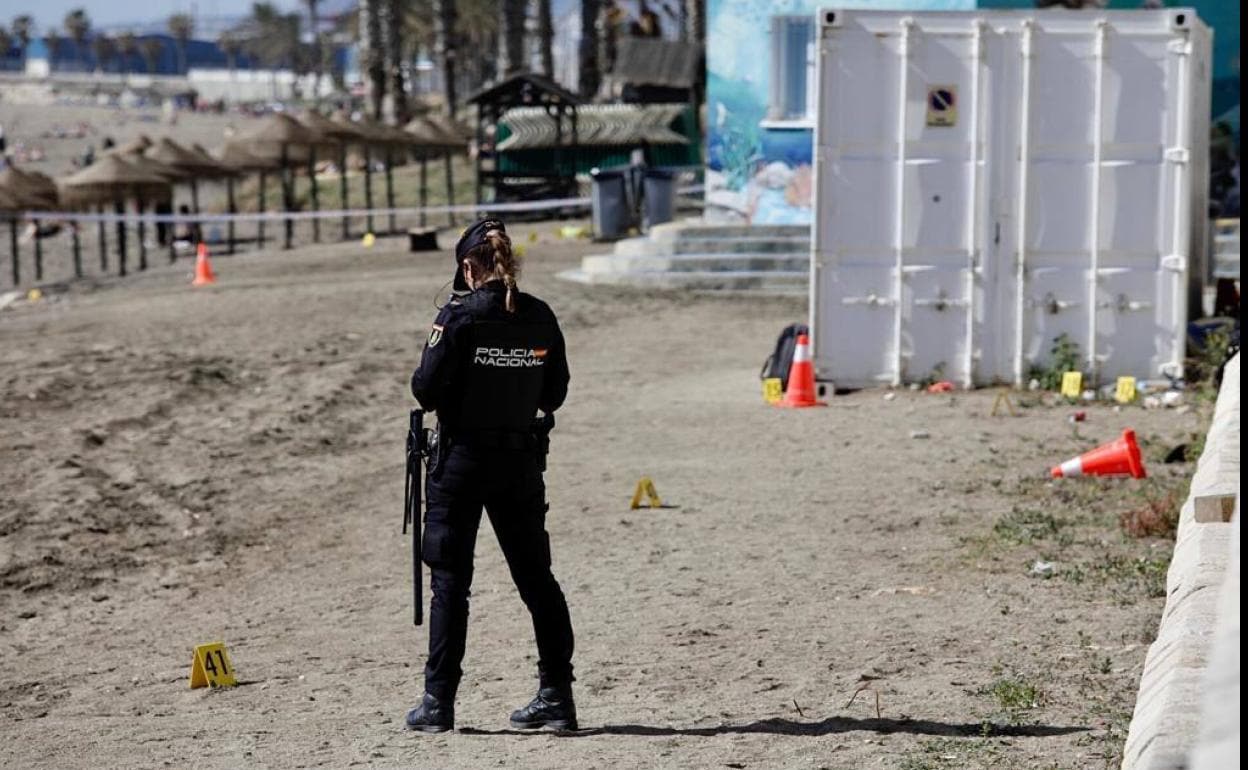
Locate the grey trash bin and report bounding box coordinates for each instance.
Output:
[590,168,630,241]
[642,168,676,231]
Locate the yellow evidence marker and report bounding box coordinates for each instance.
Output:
[630,477,662,510]
[1115,376,1138,404]
[190,642,237,689]
[762,377,784,405]
[990,388,1018,417]
[1060,371,1083,400]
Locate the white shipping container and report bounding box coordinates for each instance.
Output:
[810,8,1211,388]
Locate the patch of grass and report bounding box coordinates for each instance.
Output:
[1119,487,1182,539]
[1060,552,1171,603]
[993,507,1069,546]
[898,737,1009,770]
[1028,333,1083,391]
[980,671,1046,724]
[1186,324,1235,403]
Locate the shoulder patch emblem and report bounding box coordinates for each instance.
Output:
[428,324,444,347]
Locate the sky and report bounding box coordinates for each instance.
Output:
[0,0,305,33]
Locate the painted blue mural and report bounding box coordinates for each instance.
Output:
[707,0,1241,224]
[706,0,973,224]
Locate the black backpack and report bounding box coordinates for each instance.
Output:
[760,323,809,390]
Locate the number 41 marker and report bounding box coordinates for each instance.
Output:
[190,642,237,689]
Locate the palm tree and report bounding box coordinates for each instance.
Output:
[63,8,90,72]
[44,29,63,73]
[433,0,458,117]
[684,0,703,42]
[91,33,114,73]
[500,0,526,77]
[303,0,322,100]
[535,0,553,79]
[579,0,600,98]
[385,0,409,123]
[117,31,137,75]
[362,0,386,119]
[140,37,163,74]
[218,31,241,75]
[11,15,32,70]
[167,13,193,74]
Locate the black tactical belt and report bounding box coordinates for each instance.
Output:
[445,430,537,451]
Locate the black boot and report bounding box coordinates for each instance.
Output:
[509,686,578,731]
[405,692,454,733]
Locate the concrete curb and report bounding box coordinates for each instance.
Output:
[1122,354,1240,770]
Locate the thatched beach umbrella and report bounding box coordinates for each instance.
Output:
[146,137,231,213]
[404,117,471,228]
[354,120,418,235]
[1,165,62,282]
[116,134,154,155]
[59,154,172,277]
[217,141,282,252]
[107,151,185,270]
[297,110,362,242]
[231,114,319,250]
[0,186,24,286]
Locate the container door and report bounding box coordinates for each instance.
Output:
[812,14,999,387]
[1010,18,1188,385]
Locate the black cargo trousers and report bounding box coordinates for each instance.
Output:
[422,442,575,701]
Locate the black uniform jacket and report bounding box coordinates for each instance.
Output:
[411,280,569,434]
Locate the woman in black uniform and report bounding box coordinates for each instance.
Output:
[406,218,577,733]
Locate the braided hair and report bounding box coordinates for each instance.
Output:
[462,229,520,312]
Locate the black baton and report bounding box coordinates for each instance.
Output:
[403,409,426,626]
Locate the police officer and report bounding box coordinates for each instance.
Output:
[405,218,578,733]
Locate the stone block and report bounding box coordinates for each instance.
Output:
[1194,493,1238,523]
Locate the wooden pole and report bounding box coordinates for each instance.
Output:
[281,144,293,250]
[445,151,456,227]
[309,146,320,243]
[97,204,107,271]
[385,145,396,235]
[114,199,127,277]
[364,144,375,234]
[166,196,177,263]
[9,217,18,286]
[339,143,350,240]
[226,179,237,255]
[258,171,267,248]
[137,201,148,271]
[33,218,43,282]
[419,154,428,228]
[71,220,82,278]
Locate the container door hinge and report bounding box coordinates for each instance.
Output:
[842,294,895,307]
[1164,147,1190,164]
[1161,254,1187,272]
[1167,39,1192,55]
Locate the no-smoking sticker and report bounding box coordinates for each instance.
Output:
[926,85,958,127]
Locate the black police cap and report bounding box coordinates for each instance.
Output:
[452,218,507,291]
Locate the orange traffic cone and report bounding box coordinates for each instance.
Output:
[1051,429,1147,479]
[192,242,216,286]
[777,334,827,408]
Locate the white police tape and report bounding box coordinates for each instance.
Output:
[18,196,593,224]
[16,185,706,225]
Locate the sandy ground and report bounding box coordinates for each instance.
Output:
[0,220,1207,770]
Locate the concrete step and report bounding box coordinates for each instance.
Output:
[647,221,810,241]
[557,267,808,295]
[582,253,811,274]
[612,235,809,257]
